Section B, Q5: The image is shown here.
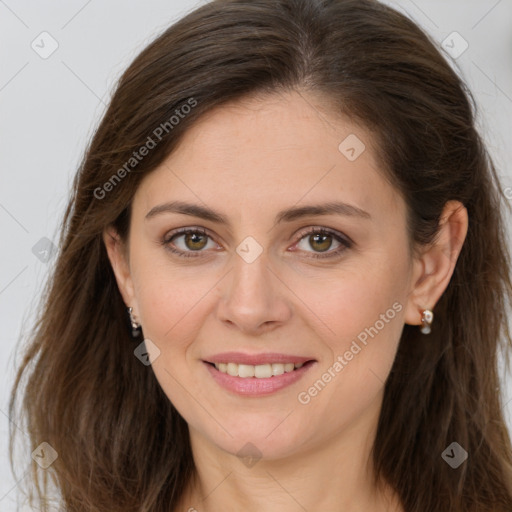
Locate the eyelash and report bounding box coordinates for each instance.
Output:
[161,226,353,260]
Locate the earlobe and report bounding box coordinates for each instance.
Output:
[102,227,136,308]
[404,200,468,328]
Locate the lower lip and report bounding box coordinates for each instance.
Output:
[203,361,316,397]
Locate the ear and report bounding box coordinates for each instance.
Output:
[103,226,137,309]
[404,200,468,326]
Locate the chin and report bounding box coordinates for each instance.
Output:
[199,421,309,462]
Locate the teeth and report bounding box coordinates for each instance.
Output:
[213,362,305,378]
[272,363,285,376]
[239,364,255,378]
[227,363,238,376]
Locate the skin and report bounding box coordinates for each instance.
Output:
[104,90,468,512]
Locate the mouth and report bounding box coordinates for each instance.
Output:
[202,357,317,396]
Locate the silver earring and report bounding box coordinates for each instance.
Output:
[127,307,142,338]
[420,309,434,334]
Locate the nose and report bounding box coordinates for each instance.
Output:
[216,250,293,335]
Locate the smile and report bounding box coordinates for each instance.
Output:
[203,359,316,396]
[213,362,304,378]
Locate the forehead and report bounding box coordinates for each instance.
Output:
[133,90,404,224]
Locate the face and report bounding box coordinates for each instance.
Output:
[109,90,419,461]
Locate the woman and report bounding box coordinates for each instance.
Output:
[10,0,512,510]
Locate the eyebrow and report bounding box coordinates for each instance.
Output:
[145,200,371,226]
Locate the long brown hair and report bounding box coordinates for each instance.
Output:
[10,0,512,510]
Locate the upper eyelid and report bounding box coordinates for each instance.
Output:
[295,226,352,243]
[164,226,216,244]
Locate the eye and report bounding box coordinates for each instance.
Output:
[161,226,352,260]
[292,227,352,259]
[162,227,219,258]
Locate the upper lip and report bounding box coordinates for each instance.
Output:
[204,352,315,365]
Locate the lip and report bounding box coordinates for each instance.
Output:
[205,352,315,366]
[202,356,317,397]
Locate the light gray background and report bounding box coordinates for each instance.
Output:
[1,1,511,509]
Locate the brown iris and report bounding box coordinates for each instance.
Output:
[309,232,332,252]
[184,231,208,250]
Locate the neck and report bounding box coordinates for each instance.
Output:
[174,392,402,512]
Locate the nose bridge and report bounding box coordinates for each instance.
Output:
[217,245,291,332]
[228,247,274,308]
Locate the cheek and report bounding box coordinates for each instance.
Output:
[293,254,406,349]
[131,259,217,412]
[131,251,222,353]
[290,272,405,438]
[136,278,196,345]
[293,253,407,394]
